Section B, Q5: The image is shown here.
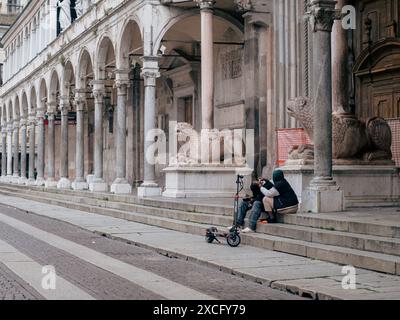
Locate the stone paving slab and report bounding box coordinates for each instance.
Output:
[0,194,399,300]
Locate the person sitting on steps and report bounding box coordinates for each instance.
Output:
[261,169,299,225]
[240,178,274,233]
[229,182,266,233]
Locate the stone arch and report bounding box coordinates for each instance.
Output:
[29,85,37,114]
[39,78,48,109]
[21,91,29,120]
[76,48,94,90]
[48,69,61,105]
[6,100,12,123]
[13,95,20,121]
[152,9,244,56]
[95,35,116,80]
[116,18,143,70]
[63,60,76,99]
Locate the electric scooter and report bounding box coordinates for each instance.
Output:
[205,174,243,247]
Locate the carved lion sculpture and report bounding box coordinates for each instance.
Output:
[286,97,393,162]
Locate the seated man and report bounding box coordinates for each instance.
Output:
[261,169,299,224]
[232,182,265,231]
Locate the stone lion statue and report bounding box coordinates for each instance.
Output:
[286,97,393,162]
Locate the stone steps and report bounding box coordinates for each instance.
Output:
[0,183,399,275]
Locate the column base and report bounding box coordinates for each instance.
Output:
[111,178,132,194]
[35,177,46,186]
[1,175,11,183]
[11,175,20,184]
[137,182,162,198]
[301,184,344,213]
[57,178,71,189]
[89,179,108,192]
[72,179,89,190]
[86,174,95,185]
[26,178,36,186]
[18,177,28,185]
[45,178,58,188]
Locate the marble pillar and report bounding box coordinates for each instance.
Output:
[6,123,13,181]
[89,81,108,192]
[197,0,214,130]
[301,0,344,213]
[12,120,20,183]
[72,91,88,190]
[45,103,58,188]
[1,127,7,181]
[57,96,71,189]
[332,0,351,114]
[27,114,36,185]
[18,119,28,184]
[35,108,46,186]
[111,70,132,194]
[137,57,161,197]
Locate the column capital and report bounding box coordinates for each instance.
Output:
[74,90,86,112]
[28,114,36,125]
[60,96,70,114]
[19,118,27,128]
[46,100,58,114]
[13,120,20,129]
[141,56,160,87]
[195,0,215,10]
[307,0,338,32]
[92,81,106,104]
[242,11,272,28]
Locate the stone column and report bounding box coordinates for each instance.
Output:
[301,0,344,213]
[111,71,132,194]
[12,120,20,183]
[89,81,108,192]
[45,102,58,188]
[35,107,46,186]
[18,119,28,184]
[196,0,214,130]
[27,114,36,185]
[1,127,7,180]
[332,0,351,114]
[6,123,13,181]
[137,57,161,198]
[72,91,88,190]
[57,96,71,189]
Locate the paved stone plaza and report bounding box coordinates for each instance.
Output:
[0,194,398,300]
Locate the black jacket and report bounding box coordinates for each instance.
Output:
[273,179,299,209]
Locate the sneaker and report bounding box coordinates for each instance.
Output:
[227,225,243,232]
[242,227,255,233]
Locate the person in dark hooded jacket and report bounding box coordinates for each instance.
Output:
[261,169,299,223]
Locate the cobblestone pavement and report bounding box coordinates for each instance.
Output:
[0,203,303,300]
[0,262,43,300]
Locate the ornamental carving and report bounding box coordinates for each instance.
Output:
[307,0,337,32]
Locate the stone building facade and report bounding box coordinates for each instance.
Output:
[0,0,398,200]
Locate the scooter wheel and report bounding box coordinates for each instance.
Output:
[227,233,241,247]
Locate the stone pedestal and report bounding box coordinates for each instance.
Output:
[45,179,58,188]
[301,185,344,213]
[72,180,88,191]
[35,177,46,186]
[162,166,252,198]
[137,183,162,198]
[18,177,28,185]
[57,177,71,189]
[281,164,400,209]
[111,178,132,194]
[26,178,37,186]
[89,178,108,192]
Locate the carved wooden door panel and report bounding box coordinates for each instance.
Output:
[373,93,393,118]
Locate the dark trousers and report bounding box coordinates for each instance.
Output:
[237,200,264,231]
